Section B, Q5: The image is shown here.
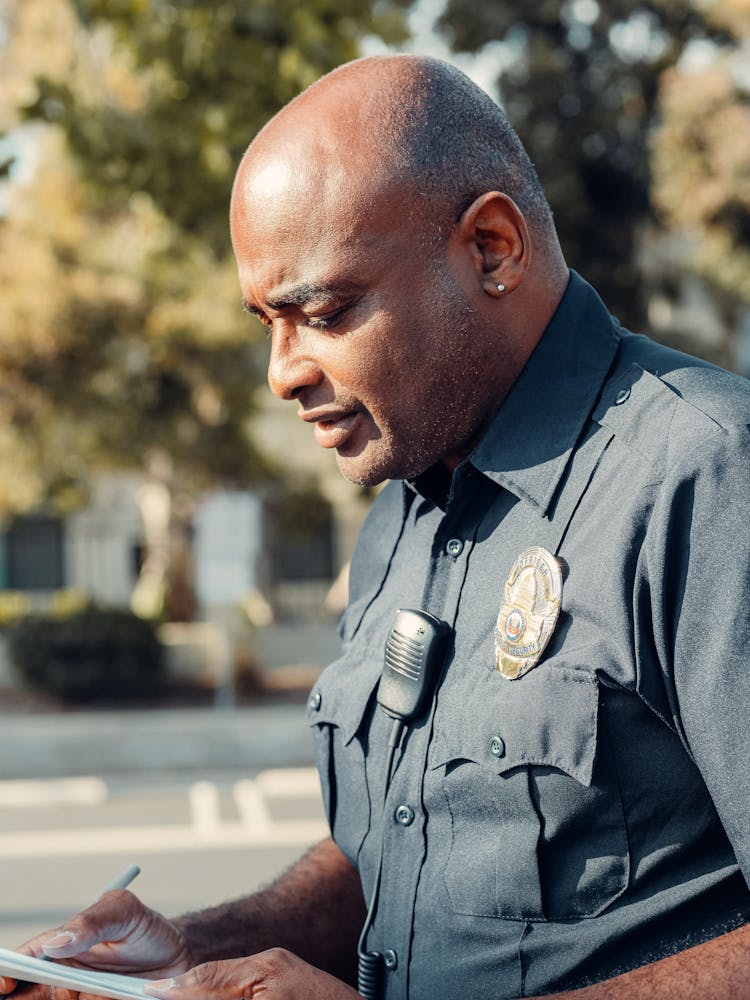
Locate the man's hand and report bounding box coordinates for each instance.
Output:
[0,840,364,998]
[0,890,192,999]
[144,951,362,1000]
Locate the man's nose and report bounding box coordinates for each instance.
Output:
[267,322,323,400]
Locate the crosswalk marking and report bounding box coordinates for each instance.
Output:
[256,768,320,798]
[0,777,108,808]
[189,781,223,838]
[0,769,328,860]
[233,780,272,834]
[0,819,330,858]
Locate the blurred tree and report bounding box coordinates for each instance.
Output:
[0,0,410,618]
[437,0,738,332]
[22,0,411,253]
[651,32,750,355]
[0,130,270,618]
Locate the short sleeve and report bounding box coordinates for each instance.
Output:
[645,419,750,882]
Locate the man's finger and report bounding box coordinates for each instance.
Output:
[39,891,144,960]
[145,955,278,1000]
[143,977,177,998]
[0,983,78,1000]
[40,931,80,959]
[145,962,237,1000]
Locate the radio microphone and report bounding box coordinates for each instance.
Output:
[377,608,452,729]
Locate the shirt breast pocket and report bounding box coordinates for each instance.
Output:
[307,654,380,869]
[427,668,629,921]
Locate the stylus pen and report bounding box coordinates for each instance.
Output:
[94,863,141,899]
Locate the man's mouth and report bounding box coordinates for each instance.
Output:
[301,408,360,450]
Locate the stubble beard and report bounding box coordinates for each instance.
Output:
[336,285,490,487]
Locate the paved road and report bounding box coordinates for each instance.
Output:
[0,768,328,947]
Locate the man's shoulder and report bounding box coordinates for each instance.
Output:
[614,330,750,432]
[596,332,750,472]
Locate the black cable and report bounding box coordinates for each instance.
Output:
[356,719,404,1000]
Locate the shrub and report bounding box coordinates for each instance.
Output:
[7,606,165,705]
[0,591,33,628]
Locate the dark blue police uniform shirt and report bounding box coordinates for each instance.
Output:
[306,271,750,998]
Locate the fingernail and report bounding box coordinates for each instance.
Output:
[42,930,77,951]
[145,978,176,994]
[0,976,13,992]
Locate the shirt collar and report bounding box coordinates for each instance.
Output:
[407,271,621,515]
[469,270,620,515]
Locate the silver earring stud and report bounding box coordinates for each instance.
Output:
[497,283,506,293]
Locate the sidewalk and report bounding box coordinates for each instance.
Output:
[0,621,342,780]
[0,701,316,779]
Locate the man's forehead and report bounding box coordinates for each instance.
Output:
[240,155,299,204]
[234,137,381,223]
[233,153,408,272]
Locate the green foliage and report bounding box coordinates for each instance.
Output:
[437,0,740,330]
[23,0,411,254]
[0,0,410,524]
[0,591,34,629]
[0,133,268,516]
[0,588,89,629]
[652,50,750,317]
[7,605,165,704]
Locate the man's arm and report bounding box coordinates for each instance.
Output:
[174,837,364,984]
[539,421,750,1000]
[537,921,750,999]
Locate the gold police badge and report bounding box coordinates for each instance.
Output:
[494,546,563,679]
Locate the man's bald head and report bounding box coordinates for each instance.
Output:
[233,54,555,251]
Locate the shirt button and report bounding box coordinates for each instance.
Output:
[446,537,464,557]
[489,735,505,758]
[308,690,322,711]
[394,804,415,826]
[383,949,398,970]
[615,387,631,405]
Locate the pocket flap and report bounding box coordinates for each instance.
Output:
[429,667,598,786]
[306,653,380,746]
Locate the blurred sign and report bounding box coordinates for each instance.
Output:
[194,491,261,606]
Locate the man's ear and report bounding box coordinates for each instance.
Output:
[456,191,530,297]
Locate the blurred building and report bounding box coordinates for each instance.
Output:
[0,395,370,626]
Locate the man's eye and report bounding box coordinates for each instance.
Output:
[306,306,348,331]
[305,302,354,330]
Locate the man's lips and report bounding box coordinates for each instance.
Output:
[301,408,361,450]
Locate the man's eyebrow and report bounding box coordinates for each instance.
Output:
[242,300,265,318]
[243,282,354,316]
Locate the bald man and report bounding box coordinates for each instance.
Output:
[4,54,750,1000]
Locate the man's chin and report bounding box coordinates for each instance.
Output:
[334,444,435,488]
[334,452,390,488]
